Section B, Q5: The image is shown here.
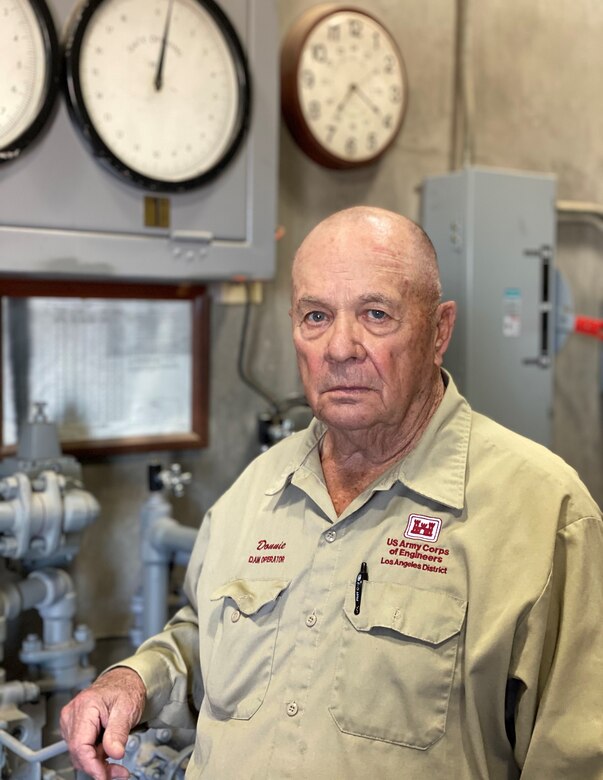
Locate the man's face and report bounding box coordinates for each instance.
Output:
[290,222,448,435]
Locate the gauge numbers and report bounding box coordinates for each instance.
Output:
[298,11,406,165]
[64,0,250,191]
[0,0,58,157]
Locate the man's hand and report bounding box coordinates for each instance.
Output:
[60,667,146,780]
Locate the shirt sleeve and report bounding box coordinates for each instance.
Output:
[510,514,603,778]
[115,510,211,730]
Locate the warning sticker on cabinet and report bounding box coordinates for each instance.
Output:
[503,288,521,337]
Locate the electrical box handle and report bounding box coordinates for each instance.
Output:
[575,315,603,341]
[522,244,553,369]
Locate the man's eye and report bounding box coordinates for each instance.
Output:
[305,311,326,324]
[367,309,388,321]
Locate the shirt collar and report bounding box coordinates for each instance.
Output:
[376,372,470,510]
[264,417,326,496]
[265,371,470,511]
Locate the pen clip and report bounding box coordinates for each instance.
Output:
[354,561,368,615]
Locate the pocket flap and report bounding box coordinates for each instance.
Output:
[211,578,289,615]
[345,581,466,646]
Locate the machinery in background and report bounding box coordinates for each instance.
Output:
[257,401,314,452]
[422,167,556,446]
[235,281,313,452]
[422,166,602,447]
[0,0,279,283]
[0,411,197,779]
[130,464,197,646]
[0,404,98,779]
[123,463,198,779]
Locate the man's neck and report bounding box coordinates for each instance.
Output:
[319,378,444,515]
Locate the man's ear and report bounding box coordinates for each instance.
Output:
[433,301,456,367]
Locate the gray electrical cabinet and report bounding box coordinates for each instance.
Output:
[0,0,278,282]
[421,167,557,446]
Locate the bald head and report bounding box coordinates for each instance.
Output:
[292,206,441,316]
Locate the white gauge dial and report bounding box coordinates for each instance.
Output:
[64,0,249,191]
[0,0,58,156]
[281,7,407,169]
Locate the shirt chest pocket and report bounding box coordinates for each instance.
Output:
[329,580,467,749]
[206,578,289,720]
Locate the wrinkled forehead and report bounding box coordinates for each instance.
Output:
[291,222,411,300]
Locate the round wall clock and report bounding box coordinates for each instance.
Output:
[63,0,251,192]
[281,4,408,169]
[0,0,61,163]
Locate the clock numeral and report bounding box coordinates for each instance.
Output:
[349,19,363,37]
[390,85,402,103]
[301,69,315,88]
[345,137,357,156]
[367,132,378,150]
[383,54,395,74]
[128,35,148,54]
[326,125,337,143]
[312,43,327,63]
[327,24,341,41]
[372,31,381,50]
[307,100,321,120]
[383,114,393,129]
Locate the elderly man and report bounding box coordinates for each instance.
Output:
[61,207,603,779]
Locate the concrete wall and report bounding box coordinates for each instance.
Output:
[73,0,602,642]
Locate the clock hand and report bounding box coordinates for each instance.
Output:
[154,0,175,91]
[353,85,382,116]
[334,83,356,117]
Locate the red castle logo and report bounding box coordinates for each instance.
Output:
[404,514,442,543]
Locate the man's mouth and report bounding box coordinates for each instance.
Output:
[323,385,371,393]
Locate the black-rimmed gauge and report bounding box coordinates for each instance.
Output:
[0,0,61,163]
[63,0,251,193]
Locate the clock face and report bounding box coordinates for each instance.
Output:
[281,7,407,169]
[0,0,60,161]
[64,0,250,192]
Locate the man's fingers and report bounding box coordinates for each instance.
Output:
[68,740,111,780]
[107,762,131,779]
[61,669,146,777]
[62,706,103,751]
[102,706,136,760]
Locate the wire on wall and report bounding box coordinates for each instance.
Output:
[236,283,280,414]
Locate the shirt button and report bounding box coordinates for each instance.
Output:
[286,701,299,717]
[231,610,241,623]
[325,530,337,543]
[305,613,317,628]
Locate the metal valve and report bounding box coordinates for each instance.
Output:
[148,463,192,498]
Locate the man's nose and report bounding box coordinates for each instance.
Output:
[325,314,366,362]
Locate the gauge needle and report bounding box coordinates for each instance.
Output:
[154,0,175,91]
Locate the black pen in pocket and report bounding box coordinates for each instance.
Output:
[354,561,368,615]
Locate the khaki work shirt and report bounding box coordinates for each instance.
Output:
[122,375,603,779]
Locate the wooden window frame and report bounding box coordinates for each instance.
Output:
[0,279,209,457]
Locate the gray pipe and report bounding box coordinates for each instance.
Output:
[0,730,67,763]
[150,520,197,555]
[142,563,170,640]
